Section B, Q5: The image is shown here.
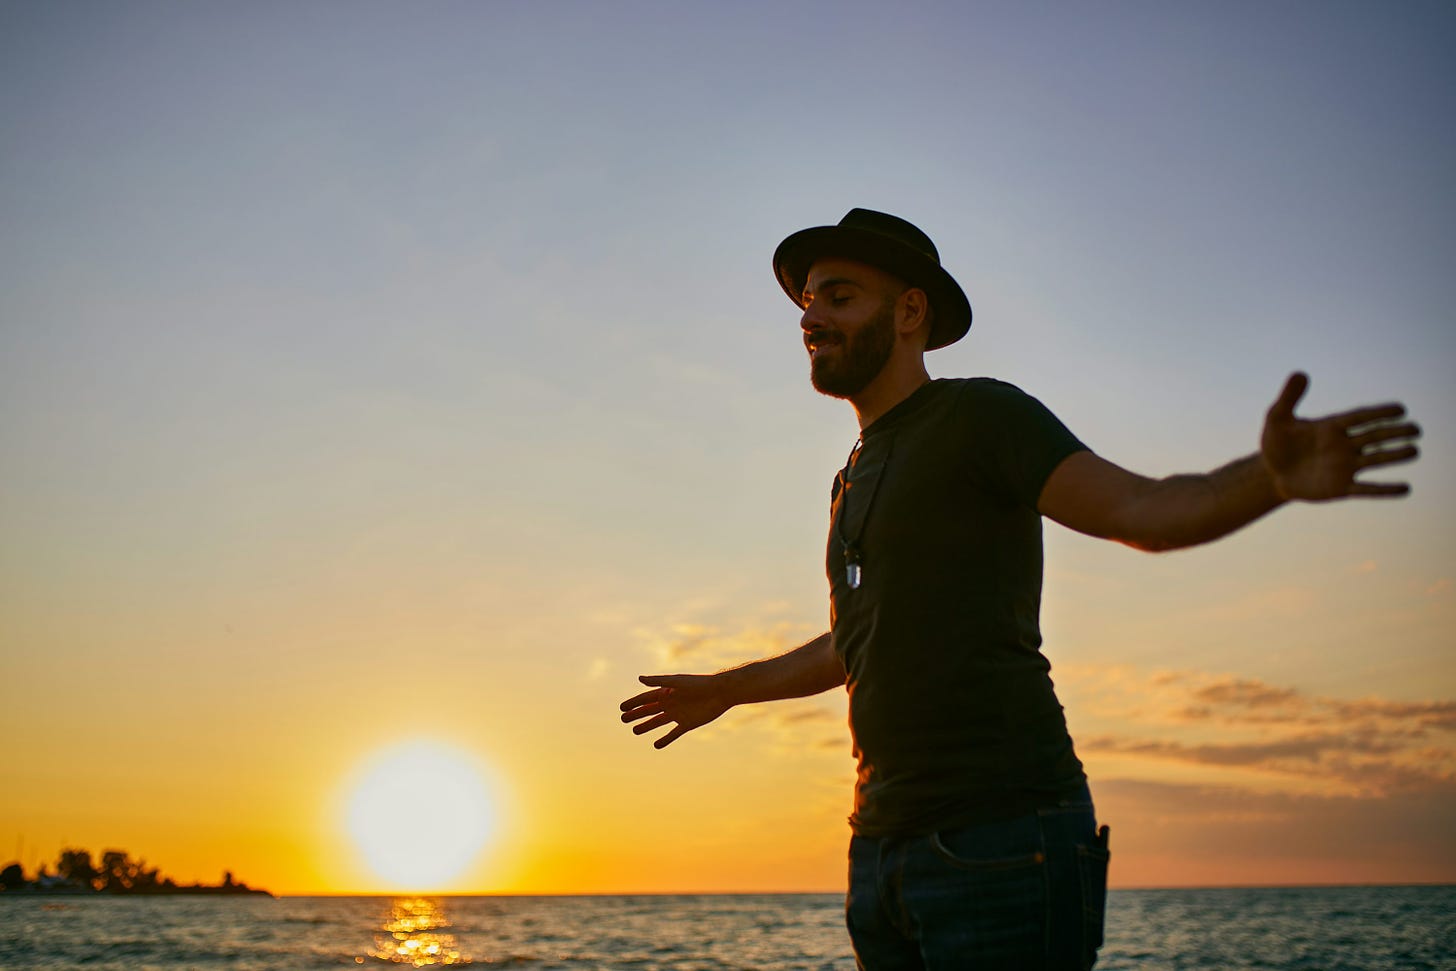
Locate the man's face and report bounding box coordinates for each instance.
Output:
[800,259,901,399]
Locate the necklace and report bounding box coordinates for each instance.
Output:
[832,433,894,591]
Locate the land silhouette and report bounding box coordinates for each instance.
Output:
[0,848,271,896]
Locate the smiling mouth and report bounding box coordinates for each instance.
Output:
[805,333,842,357]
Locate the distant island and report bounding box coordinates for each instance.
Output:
[0,848,271,897]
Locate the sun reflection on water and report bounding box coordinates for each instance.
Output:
[363,897,471,967]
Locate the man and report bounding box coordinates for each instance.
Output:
[619,209,1421,970]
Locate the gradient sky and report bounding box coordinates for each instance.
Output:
[2,1,1453,894]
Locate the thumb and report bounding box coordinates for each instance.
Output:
[1268,371,1309,422]
[639,674,683,687]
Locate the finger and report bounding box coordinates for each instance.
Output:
[632,713,672,736]
[620,702,662,724]
[1356,445,1419,469]
[620,687,666,711]
[1349,481,1411,498]
[1337,406,1407,431]
[654,725,688,749]
[1330,403,1406,430]
[1351,423,1421,449]
[1267,372,1308,421]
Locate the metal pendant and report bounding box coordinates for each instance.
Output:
[846,561,862,590]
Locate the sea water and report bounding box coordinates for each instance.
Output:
[1,886,1452,970]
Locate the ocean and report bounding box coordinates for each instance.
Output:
[1,886,1452,970]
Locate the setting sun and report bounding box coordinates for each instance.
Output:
[345,741,496,890]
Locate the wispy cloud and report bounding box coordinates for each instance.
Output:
[1094,777,1456,886]
[1184,675,1302,712]
[1162,671,1456,733]
[773,707,838,726]
[635,619,821,671]
[1063,666,1456,797]
[757,702,850,759]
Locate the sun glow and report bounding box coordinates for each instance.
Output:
[345,740,496,890]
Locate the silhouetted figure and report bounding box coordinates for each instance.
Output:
[621,209,1422,970]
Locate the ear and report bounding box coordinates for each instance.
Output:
[896,287,930,338]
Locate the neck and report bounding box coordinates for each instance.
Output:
[850,355,932,430]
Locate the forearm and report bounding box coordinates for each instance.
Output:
[715,632,844,706]
[1124,453,1285,552]
[1042,450,1288,553]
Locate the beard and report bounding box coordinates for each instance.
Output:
[810,300,896,399]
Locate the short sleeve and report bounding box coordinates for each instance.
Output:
[959,380,1088,509]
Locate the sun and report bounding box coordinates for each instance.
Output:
[345,739,496,890]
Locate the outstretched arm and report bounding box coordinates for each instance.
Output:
[619,632,844,749]
[1039,372,1421,552]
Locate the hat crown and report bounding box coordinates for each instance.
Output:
[839,208,940,265]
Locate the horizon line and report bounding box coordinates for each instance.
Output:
[271,881,1456,898]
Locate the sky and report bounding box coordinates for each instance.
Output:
[2,0,1453,895]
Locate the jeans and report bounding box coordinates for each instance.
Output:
[846,788,1110,970]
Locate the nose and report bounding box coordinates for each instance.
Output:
[800,299,826,334]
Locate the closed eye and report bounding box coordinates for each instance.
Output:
[803,277,862,307]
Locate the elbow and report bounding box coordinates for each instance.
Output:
[1121,528,1210,554]
[1121,534,1181,554]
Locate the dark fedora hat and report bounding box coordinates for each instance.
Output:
[772,208,972,350]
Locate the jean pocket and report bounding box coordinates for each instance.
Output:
[1076,825,1111,965]
[929,816,1046,871]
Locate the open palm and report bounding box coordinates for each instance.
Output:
[1261,372,1420,502]
[620,674,731,749]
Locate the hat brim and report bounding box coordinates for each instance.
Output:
[772,225,972,350]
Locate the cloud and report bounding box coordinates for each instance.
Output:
[751,702,852,761]
[635,618,821,671]
[773,707,838,726]
[1094,777,1456,886]
[1160,671,1456,733]
[1085,732,1402,766]
[1054,666,1456,885]
[1081,734,1452,796]
[1062,666,1456,797]
[1187,676,1302,711]
[661,623,719,662]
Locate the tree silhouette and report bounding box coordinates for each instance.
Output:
[1,847,268,895]
[100,850,131,892]
[56,848,99,890]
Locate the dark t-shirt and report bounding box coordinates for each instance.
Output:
[827,377,1089,838]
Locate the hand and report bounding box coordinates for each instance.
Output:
[1261,372,1421,502]
[619,674,731,749]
